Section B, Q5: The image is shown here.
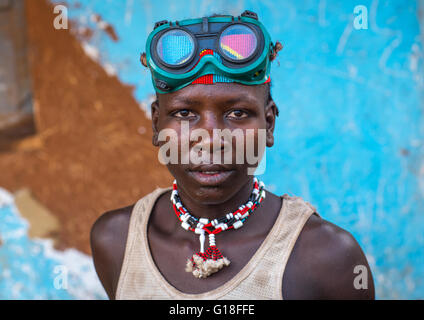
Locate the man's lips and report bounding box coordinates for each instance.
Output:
[189,164,233,172]
[187,165,235,186]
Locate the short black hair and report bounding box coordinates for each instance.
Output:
[265,81,279,116]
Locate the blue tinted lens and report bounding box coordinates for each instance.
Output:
[156,29,195,66]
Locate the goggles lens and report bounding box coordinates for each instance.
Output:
[156,29,195,66]
[219,24,257,61]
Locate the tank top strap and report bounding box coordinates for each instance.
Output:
[115,187,172,299]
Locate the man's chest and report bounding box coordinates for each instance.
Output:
[147,228,268,294]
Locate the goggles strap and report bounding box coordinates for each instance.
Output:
[189,49,271,86]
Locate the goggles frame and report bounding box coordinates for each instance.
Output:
[145,12,274,93]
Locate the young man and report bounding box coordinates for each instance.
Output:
[90,11,375,300]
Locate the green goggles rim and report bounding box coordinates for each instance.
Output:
[151,19,264,71]
[145,13,274,94]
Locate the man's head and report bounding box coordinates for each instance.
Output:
[142,11,282,204]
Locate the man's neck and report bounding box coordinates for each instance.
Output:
[176,179,254,220]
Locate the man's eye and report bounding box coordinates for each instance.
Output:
[173,109,195,118]
[227,110,249,119]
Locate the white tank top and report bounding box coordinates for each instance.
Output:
[116,187,318,299]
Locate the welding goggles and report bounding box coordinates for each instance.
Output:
[145,10,275,93]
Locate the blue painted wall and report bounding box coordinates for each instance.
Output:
[47,0,423,299]
[0,189,107,299]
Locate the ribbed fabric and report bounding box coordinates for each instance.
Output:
[192,74,214,84]
[116,187,318,300]
[188,49,271,86]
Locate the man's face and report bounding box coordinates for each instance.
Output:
[151,83,276,205]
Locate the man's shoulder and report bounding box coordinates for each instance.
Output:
[90,187,172,247]
[90,187,169,241]
[91,205,133,239]
[283,214,375,299]
[90,204,134,299]
[300,214,360,255]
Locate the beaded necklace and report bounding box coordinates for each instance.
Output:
[170,177,266,278]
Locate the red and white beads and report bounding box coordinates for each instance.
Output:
[170,177,266,278]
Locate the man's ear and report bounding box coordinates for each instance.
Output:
[151,99,160,146]
[265,99,277,147]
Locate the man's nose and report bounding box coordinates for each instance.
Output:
[196,111,222,132]
[191,131,230,153]
[191,112,228,153]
